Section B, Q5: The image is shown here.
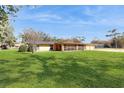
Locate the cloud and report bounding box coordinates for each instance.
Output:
[17,12,62,22]
[28,5,44,10]
[16,6,124,27]
[36,14,62,20]
[83,6,103,17]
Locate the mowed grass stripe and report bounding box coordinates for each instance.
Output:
[0,50,124,87]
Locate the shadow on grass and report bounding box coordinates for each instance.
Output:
[0,60,11,65]
[0,53,124,87]
[29,54,124,88]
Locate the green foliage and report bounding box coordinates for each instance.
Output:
[0,5,19,25]
[18,45,28,52]
[0,50,124,87]
[18,44,36,53]
[27,44,37,53]
[2,24,16,47]
[27,44,34,52]
[0,5,19,46]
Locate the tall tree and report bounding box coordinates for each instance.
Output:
[117,32,124,48]
[75,36,85,42]
[0,5,19,46]
[106,29,120,48]
[20,28,52,53]
[0,5,19,25]
[4,24,16,47]
[0,21,16,47]
[21,28,52,44]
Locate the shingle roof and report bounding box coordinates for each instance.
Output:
[28,41,54,45]
[27,40,95,46]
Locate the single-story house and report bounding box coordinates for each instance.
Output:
[33,41,95,52]
[53,42,95,51]
[30,41,54,52]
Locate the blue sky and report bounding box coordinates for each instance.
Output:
[10,5,124,43]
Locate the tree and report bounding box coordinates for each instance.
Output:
[0,22,16,47]
[4,24,16,47]
[74,36,85,42]
[0,5,19,25]
[106,29,120,48]
[21,28,52,43]
[116,32,124,48]
[20,28,52,53]
[0,5,19,47]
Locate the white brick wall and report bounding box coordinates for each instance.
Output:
[37,45,50,51]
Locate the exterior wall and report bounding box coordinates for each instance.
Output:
[84,45,95,50]
[37,45,51,51]
[95,44,104,48]
[14,43,21,48]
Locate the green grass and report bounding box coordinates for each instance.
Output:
[0,50,124,88]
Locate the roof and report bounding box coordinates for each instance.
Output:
[27,40,95,46]
[54,40,82,45]
[84,43,95,46]
[29,41,54,45]
[54,41,95,46]
[55,42,85,45]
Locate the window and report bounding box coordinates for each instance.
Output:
[78,45,84,50]
[64,45,76,51]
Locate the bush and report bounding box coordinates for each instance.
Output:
[1,45,8,49]
[27,44,37,53]
[27,44,34,52]
[18,45,28,52]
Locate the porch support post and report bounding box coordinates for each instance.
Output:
[61,44,64,51]
[53,44,56,51]
[76,45,78,50]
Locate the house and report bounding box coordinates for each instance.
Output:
[14,42,22,48]
[53,42,95,51]
[34,41,95,52]
[32,41,54,52]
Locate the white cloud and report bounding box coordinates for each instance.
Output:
[36,14,62,20]
[17,13,62,21]
[16,6,124,27]
[83,6,103,17]
[28,5,44,10]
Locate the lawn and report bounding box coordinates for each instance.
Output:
[0,50,124,88]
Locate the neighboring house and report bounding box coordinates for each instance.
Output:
[14,42,22,48]
[95,44,105,48]
[91,40,112,48]
[33,41,95,52]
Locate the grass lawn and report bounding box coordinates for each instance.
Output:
[0,50,124,88]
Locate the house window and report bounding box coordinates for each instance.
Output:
[64,45,76,51]
[78,45,84,50]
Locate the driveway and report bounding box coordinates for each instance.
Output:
[93,48,124,52]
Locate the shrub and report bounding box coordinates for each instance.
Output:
[27,44,37,53]
[1,45,8,49]
[27,44,34,52]
[18,45,28,52]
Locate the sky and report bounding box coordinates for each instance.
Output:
[10,5,124,43]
